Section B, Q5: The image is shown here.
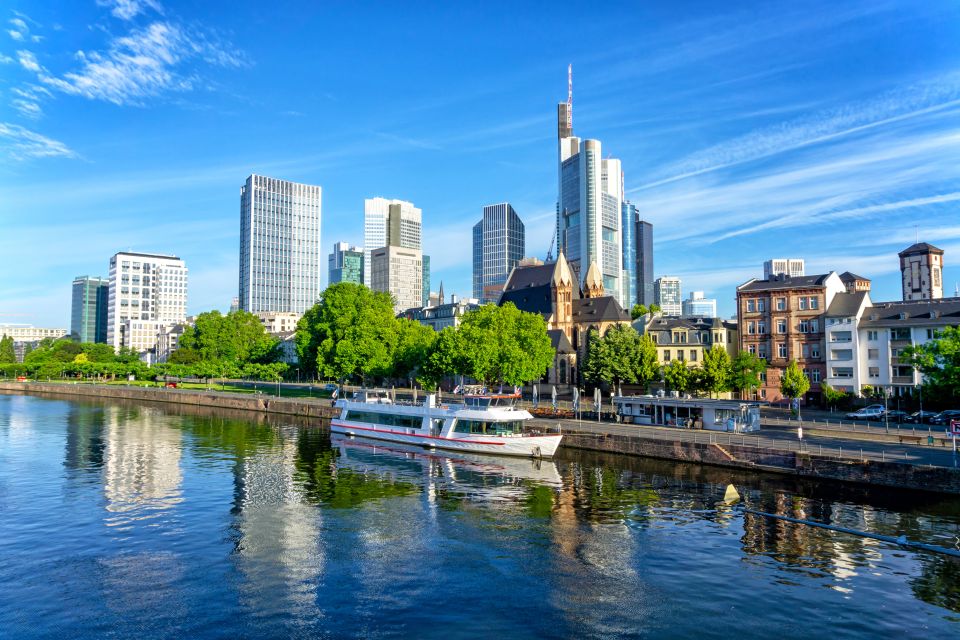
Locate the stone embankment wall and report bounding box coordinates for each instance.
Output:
[563,432,960,495]
[0,382,340,420]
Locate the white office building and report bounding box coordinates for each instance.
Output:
[654,276,682,316]
[106,251,188,351]
[682,291,717,318]
[763,258,805,279]
[371,246,423,314]
[239,174,322,314]
[363,197,421,287]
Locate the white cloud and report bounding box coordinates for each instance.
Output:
[0,122,77,160]
[7,16,29,41]
[16,49,42,72]
[97,0,164,21]
[0,53,13,64]
[11,99,41,118]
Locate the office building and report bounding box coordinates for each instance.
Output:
[763,259,805,279]
[636,219,654,307]
[239,174,322,314]
[106,251,188,351]
[556,68,626,307]
[473,203,525,303]
[71,276,109,343]
[899,242,944,301]
[371,246,423,314]
[328,242,364,286]
[363,198,421,287]
[682,291,717,318]
[0,325,68,362]
[654,276,682,316]
[621,202,637,307]
[422,255,431,307]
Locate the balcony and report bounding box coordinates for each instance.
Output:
[892,376,914,385]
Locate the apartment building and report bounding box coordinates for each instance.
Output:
[106,251,188,352]
[635,315,738,366]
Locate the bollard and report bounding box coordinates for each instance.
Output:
[839,446,842,460]
[860,449,863,461]
[882,450,885,462]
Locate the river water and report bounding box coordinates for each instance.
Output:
[1,393,958,639]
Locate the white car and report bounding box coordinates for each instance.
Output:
[845,407,885,420]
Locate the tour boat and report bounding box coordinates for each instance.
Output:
[331,390,562,458]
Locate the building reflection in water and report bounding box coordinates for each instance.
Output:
[63,403,106,474]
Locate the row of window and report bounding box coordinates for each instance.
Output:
[744,296,820,312]
[746,343,821,359]
[746,318,820,335]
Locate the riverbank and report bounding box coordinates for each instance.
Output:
[4,381,959,495]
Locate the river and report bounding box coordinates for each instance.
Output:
[1,393,958,638]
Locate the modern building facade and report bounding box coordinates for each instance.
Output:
[363,198,421,287]
[328,242,364,286]
[636,218,654,307]
[654,276,682,316]
[239,174,322,314]
[682,291,717,318]
[371,246,423,314]
[106,251,188,352]
[71,276,109,343]
[0,325,68,361]
[763,259,805,279]
[899,242,944,301]
[472,203,525,304]
[621,202,637,307]
[422,255,431,307]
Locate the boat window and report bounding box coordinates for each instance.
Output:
[345,410,423,430]
[464,397,491,408]
[453,419,522,435]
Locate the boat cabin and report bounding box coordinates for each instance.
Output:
[614,395,761,432]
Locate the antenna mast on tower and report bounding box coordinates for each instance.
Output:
[567,64,573,132]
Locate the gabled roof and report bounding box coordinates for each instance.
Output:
[737,273,833,292]
[860,297,960,327]
[547,329,575,354]
[839,271,869,283]
[898,242,943,257]
[826,291,870,317]
[572,296,630,324]
[499,252,579,317]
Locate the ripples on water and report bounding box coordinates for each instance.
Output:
[0,393,958,639]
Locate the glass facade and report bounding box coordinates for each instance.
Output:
[621,202,637,306]
[71,276,109,343]
[655,276,682,316]
[636,219,654,307]
[328,242,364,286]
[472,203,525,303]
[422,255,430,307]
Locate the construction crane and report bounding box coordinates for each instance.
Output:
[546,217,558,262]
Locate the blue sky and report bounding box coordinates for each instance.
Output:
[1,0,959,328]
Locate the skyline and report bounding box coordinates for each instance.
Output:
[1,0,959,327]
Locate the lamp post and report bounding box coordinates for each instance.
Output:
[883,386,889,434]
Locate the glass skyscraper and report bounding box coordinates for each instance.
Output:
[71,276,109,343]
[239,174,322,314]
[363,198,420,288]
[636,218,654,307]
[621,202,637,307]
[473,203,525,303]
[328,242,364,286]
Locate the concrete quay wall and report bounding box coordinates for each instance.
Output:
[562,431,960,495]
[0,382,340,421]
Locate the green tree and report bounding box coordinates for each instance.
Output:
[168,347,201,364]
[581,324,648,388]
[729,351,767,399]
[296,282,399,383]
[392,318,437,382]
[648,303,662,314]
[630,304,648,320]
[636,334,661,393]
[457,303,554,387]
[178,310,278,365]
[420,326,464,391]
[0,335,15,364]
[780,360,810,407]
[860,384,874,398]
[80,343,116,362]
[902,326,960,405]
[663,359,691,393]
[700,346,732,398]
[822,382,848,411]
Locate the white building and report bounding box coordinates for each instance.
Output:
[0,325,69,362]
[654,276,682,316]
[401,294,480,331]
[682,291,717,318]
[239,174,322,314]
[371,246,423,314]
[763,258,805,279]
[363,197,421,287]
[898,242,944,301]
[255,311,302,335]
[106,251,188,352]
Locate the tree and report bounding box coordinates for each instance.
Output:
[648,303,662,314]
[780,360,810,408]
[636,334,661,393]
[392,318,437,382]
[729,351,767,399]
[168,347,201,364]
[296,282,398,383]
[178,310,278,365]
[700,346,732,398]
[0,335,15,364]
[581,324,650,390]
[663,359,690,393]
[420,327,464,391]
[80,343,116,363]
[860,384,874,399]
[630,304,648,321]
[456,303,554,387]
[902,326,960,406]
[822,382,848,411]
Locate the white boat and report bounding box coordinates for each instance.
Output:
[331,389,562,458]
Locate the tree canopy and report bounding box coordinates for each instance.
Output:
[0,335,14,364]
[580,324,658,390]
[700,346,732,397]
[455,302,554,387]
[902,326,960,405]
[729,351,767,398]
[177,310,278,365]
[779,360,810,402]
[630,304,648,321]
[662,358,691,393]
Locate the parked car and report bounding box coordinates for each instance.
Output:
[845,407,885,420]
[863,404,885,412]
[904,410,938,424]
[930,410,960,426]
[882,410,909,423]
[322,383,338,392]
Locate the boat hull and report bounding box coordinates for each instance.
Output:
[330,420,562,458]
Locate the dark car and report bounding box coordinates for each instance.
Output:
[930,410,960,426]
[904,410,938,424]
[882,410,908,423]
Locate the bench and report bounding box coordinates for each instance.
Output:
[898,435,923,445]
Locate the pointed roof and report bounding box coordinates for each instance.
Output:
[839,271,869,283]
[438,281,445,305]
[583,261,603,290]
[899,242,943,257]
[552,251,574,287]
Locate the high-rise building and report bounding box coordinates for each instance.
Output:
[106,251,188,351]
[71,276,109,343]
[473,203,525,304]
[556,68,626,307]
[371,246,423,314]
[682,291,717,318]
[621,202,637,307]
[422,255,431,307]
[363,198,421,287]
[763,258,805,279]
[636,218,654,307]
[654,276,682,316]
[328,242,364,286]
[898,242,944,301]
[239,174,322,314]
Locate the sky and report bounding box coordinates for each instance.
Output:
[1,0,959,328]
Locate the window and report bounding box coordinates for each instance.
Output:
[811,344,820,358]
[678,351,685,361]
[345,410,423,430]
[811,369,821,383]
[894,366,913,377]
[758,345,767,360]
[867,330,878,341]
[799,297,807,310]
[748,321,756,335]
[746,300,755,312]
[454,419,521,435]
[891,328,910,341]
[748,344,756,354]
[757,300,765,312]
[663,350,671,361]
[778,343,787,358]
[868,367,880,378]
[811,320,819,333]
[776,297,786,311]
[777,319,787,333]
[868,348,879,360]
[802,344,810,358]
[690,350,697,362]
[926,329,934,340]
[799,320,810,333]
[809,297,819,310]
[758,321,767,334]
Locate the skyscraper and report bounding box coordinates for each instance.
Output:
[682,291,717,318]
[363,198,421,287]
[71,276,109,343]
[106,251,188,351]
[472,203,525,303]
[372,246,423,314]
[556,67,626,307]
[763,258,805,279]
[621,202,636,307]
[654,276,682,316]
[636,218,654,307]
[422,255,431,307]
[328,242,364,286]
[239,174,322,314]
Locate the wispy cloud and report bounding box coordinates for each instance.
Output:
[7,17,27,41]
[97,0,163,21]
[0,123,77,160]
[16,49,41,72]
